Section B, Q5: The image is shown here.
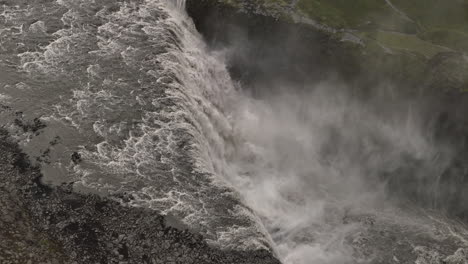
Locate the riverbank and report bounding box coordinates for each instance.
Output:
[0,127,280,264]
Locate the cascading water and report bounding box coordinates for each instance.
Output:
[0,0,271,251]
[176,0,186,10]
[1,0,468,263]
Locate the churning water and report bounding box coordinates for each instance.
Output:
[1,0,468,263]
[0,0,270,251]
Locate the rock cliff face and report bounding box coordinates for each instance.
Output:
[187,0,468,95]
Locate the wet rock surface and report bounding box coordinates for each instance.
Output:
[186,0,358,89]
[0,128,280,264]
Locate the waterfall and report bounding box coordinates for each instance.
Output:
[3,0,468,263]
[10,0,271,252]
[176,0,186,10]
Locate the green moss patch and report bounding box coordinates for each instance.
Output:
[361,31,450,58]
[296,0,413,30]
[391,0,468,33]
[419,29,468,53]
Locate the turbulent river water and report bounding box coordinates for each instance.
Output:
[1,1,468,263]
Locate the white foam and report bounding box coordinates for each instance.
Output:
[29,0,271,249]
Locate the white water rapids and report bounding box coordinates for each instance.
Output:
[1,0,468,263]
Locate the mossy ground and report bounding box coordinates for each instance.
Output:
[292,0,468,90]
[294,0,468,53]
[219,0,468,54]
[360,31,450,58]
[212,0,468,91]
[391,0,468,32]
[296,0,408,30]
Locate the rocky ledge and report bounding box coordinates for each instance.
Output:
[0,127,280,264]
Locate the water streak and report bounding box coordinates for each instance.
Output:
[176,0,186,10]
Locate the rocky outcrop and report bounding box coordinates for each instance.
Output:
[0,128,280,264]
[186,0,468,96]
[187,0,367,96]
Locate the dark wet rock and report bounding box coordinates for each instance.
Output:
[0,128,281,264]
[13,117,47,135]
[71,152,82,164]
[187,0,359,89]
